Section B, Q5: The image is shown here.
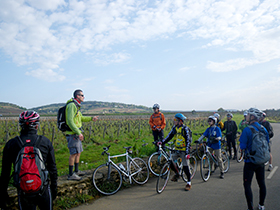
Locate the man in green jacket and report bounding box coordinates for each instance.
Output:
[66,89,98,180]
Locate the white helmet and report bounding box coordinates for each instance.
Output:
[208,116,217,124]
[227,113,233,118]
[243,111,248,116]
[213,113,220,119]
[247,108,262,119]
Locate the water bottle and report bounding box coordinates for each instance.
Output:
[118,163,126,171]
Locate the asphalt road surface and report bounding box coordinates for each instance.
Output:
[72,123,280,210]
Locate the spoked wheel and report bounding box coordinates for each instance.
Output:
[181,155,197,181]
[92,163,122,195]
[221,149,230,173]
[200,154,211,182]
[196,143,205,160]
[130,157,149,184]
[236,145,244,163]
[156,162,170,194]
[148,152,168,176]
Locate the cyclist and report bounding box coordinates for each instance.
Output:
[0,111,57,210]
[239,108,269,210]
[214,113,224,130]
[259,112,274,171]
[157,113,192,191]
[239,111,248,132]
[198,116,224,179]
[149,104,166,147]
[222,113,238,160]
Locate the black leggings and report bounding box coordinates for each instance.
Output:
[18,185,53,210]
[243,162,266,210]
[226,135,237,157]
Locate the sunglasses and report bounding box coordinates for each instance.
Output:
[78,94,84,97]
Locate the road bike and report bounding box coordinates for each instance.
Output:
[92,145,149,195]
[222,132,244,163]
[156,146,197,194]
[200,143,230,182]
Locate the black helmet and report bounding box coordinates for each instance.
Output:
[19,110,40,128]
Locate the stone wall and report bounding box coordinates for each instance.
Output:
[6,169,101,209]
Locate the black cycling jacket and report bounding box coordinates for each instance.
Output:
[0,129,57,205]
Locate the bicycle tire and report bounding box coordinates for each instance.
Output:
[200,154,211,182]
[196,144,204,160]
[181,155,197,182]
[156,162,170,194]
[148,152,168,176]
[236,144,244,163]
[92,163,122,195]
[221,149,230,173]
[130,157,149,184]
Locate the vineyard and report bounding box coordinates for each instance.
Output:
[0,111,279,176]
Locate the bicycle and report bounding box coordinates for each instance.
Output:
[156,146,197,194]
[193,133,206,160]
[148,142,197,179]
[92,145,149,195]
[222,132,244,163]
[200,142,230,182]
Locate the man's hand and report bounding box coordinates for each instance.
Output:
[157,128,162,131]
[78,134,84,141]
[92,116,99,121]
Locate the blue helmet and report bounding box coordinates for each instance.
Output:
[175,113,187,121]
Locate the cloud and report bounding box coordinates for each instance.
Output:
[25,68,66,82]
[0,0,280,80]
[206,58,259,72]
[179,67,190,72]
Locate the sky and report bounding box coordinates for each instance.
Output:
[0,0,280,111]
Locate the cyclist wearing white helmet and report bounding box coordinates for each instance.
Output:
[214,113,224,130]
[259,111,274,171]
[198,116,224,179]
[239,108,270,210]
[158,113,192,191]
[149,103,166,145]
[222,113,238,160]
[239,111,248,132]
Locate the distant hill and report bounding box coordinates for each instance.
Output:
[0,102,26,116]
[0,101,152,116]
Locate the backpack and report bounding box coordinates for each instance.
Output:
[261,120,274,139]
[13,136,48,194]
[57,101,77,132]
[245,125,270,165]
[152,112,162,120]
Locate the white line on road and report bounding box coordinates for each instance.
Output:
[267,166,278,179]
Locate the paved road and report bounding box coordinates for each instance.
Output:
[72,123,280,210]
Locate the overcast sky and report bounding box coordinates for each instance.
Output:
[0,0,279,111]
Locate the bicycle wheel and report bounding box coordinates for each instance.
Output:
[181,155,197,182]
[92,163,122,195]
[156,162,170,194]
[200,154,211,182]
[221,149,230,173]
[130,157,149,184]
[196,144,204,160]
[148,152,168,176]
[236,144,244,163]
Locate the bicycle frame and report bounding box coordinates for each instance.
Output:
[105,150,142,184]
[205,146,219,166]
